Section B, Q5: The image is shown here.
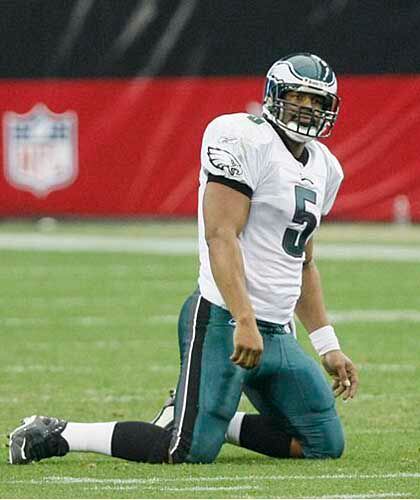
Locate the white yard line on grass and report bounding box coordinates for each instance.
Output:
[316,244,420,262]
[313,494,411,499]
[149,310,420,325]
[0,234,197,254]
[148,314,179,323]
[359,363,417,372]
[0,315,165,327]
[1,310,419,329]
[1,364,93,374]
[85,487,409,497]
[350,428,419,435]
[330,310,420,323]
[0,317,109,327]
[87,485,259,492]
[0,296,180,307]
[152,485,259,492]
[6,472,420,486]
[7,310,419,329]
[0,233,420,261]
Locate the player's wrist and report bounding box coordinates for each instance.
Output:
[235,313,257,327]
[309,325,340,356]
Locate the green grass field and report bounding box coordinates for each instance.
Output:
[0,221,419,498]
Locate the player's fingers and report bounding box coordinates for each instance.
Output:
[231,347,250,368]
[253,349,263,367]
[238,350,251,369]
[340,362,359,400]
[333,383,346,398]
[332,377,340,391]
[341,383,352,401]
[231,343,263,369]
[249,349,263,369]
[230,346,241,363]
[332,365,349,398]
[240,348,261,369]
[337,364,351,389]
[348,367,359,399]
[349,381,358,398]
[242,351,256,369]
[245,349,261,369]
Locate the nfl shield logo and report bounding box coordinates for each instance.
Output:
[3,104,78,197]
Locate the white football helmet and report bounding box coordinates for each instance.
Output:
[262,53,340,143]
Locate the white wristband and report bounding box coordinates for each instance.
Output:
[309,325,340,356]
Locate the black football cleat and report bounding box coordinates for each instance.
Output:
[151,389,175,431]
[8,415,69,464]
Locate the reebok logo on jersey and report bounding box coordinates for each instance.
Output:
[219,136,239,144]
[207,147,243,177]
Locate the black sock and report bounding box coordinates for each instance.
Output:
[239,414,292,458]
[111,422,172,463]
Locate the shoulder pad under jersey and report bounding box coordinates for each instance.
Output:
[205,113,275,148]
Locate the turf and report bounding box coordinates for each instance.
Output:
[0,223,419,498]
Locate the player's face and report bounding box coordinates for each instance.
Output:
[282,91,324,126]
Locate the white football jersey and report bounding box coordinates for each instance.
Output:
[197,113,343,324]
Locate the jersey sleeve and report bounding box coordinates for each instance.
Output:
[322,154,344,215]
[200,115,263,197]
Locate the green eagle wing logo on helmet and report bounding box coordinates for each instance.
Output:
[207,147,243,177]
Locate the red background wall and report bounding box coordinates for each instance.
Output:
[1,75,419,221]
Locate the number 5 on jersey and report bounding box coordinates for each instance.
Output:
[282,186,317,258]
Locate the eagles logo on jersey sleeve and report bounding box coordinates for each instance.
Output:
[201,114,269,193]
[207,147,243,177]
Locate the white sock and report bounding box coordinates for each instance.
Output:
[225,412,246,446]
[61,422,117,455]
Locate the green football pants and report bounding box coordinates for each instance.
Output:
[168,290,344,463]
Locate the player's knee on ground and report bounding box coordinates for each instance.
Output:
[170,435,221,464]
[172,439,218,464]
[182,423,228,463]
[171,412,231,464]
[301,416,345,459]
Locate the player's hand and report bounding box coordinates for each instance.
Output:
[230,321,263,370]
[321,350,359,401]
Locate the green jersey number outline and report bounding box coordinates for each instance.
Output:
[247,115,265,125]
[282,185,318,258]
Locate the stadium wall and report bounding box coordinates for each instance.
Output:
[0,1,418,221]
